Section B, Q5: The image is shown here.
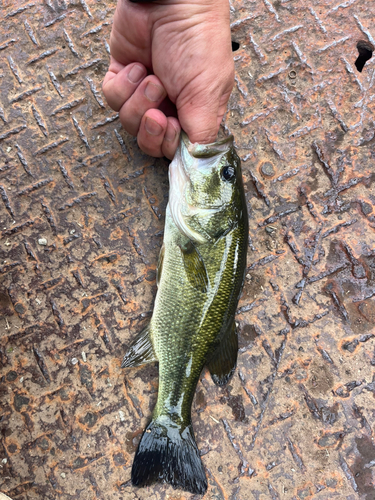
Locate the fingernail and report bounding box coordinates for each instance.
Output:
[145,117,163,136]
[128,64,145,84]
[165,125,177,142]
[145,82,165,102]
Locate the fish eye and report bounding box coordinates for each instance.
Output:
[221,165,236,182]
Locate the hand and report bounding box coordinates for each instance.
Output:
[103,0,234,159]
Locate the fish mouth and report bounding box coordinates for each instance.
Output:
[181,132,234,159]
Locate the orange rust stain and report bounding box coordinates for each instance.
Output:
[109,227,125,240]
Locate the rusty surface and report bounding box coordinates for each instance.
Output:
[1,0,375,499]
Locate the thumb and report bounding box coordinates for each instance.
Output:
[176,84,233,145]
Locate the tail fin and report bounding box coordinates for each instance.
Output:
[131,417,207,495]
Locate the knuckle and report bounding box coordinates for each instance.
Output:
[119,107,137,135]
[120,118,137,137]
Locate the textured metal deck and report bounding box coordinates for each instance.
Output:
[1,0,375,499]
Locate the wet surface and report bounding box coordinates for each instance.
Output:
[0,0,375,499]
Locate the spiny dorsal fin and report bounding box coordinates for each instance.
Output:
[180,241,209,293]
[122,324,157,368]
[207,322,238,386]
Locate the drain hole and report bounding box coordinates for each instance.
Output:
[355,40,374,72]
[232,41,240,52]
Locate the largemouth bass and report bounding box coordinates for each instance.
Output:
[122,132,248,494]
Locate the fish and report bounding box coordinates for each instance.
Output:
[122,132,249,495]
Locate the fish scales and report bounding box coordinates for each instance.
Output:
[154,219,246,420]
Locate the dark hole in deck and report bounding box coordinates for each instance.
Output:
[355,40,374,72]
[232,41,240,52]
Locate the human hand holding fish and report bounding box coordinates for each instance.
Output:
[104,1,244,494]
[103,0,234,158]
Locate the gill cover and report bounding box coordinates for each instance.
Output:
[168,133,234,244]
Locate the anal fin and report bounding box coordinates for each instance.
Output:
[122,324,157,368]
[207,322,238,386]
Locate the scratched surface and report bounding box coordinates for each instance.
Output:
[0,0,375,499]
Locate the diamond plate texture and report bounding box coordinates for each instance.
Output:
[1,0,375,499]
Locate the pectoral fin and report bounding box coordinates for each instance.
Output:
[180,241,209,293]
[207,322,238,386]
[122,324,157,368]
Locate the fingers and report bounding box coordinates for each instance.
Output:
[102,57,232,157]
[102,61,147,112]
[119,76,167,136]
[103,60,168,137]
[137,111,180,159]
[103,61,180,158]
